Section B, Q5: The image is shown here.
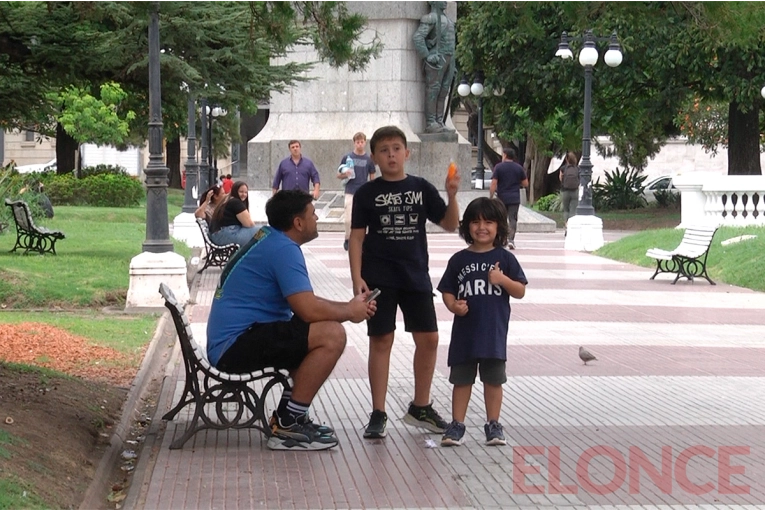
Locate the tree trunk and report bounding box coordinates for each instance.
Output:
[166,137,181,189]
[523,135,552,204]
[727,101,762,175]
[55,123,78,175]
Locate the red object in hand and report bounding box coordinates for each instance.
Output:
[447,162,457,180]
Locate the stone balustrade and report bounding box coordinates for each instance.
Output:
[673,172,765,228]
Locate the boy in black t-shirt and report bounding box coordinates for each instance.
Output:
[349,125,461,439]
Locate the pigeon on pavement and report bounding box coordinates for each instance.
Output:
[579,346,597,365]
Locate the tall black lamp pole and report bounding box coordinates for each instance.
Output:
[556,30,622,215]
[199,98,209,192]
[142,3,173,253]
[181,94,198,214]
[458,71,485,189]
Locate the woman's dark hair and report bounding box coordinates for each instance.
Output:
[211,181,249,226]
[565,152,578,166]
[458,197,509,248]
[266,190,314,231]
[199,185,220,206]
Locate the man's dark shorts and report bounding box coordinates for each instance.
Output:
[367,286,437,336]
[216,315,309,374]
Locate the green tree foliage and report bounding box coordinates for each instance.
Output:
[49,82,136,146]
[0,2,381,172]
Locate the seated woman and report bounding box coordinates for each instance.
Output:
[194,185,225,226]
[209,181,260,247]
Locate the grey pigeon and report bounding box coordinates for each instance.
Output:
[579,346,597,365]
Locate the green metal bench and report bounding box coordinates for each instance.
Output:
[4,198,65,255]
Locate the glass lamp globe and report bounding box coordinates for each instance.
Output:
[761,85,765,99]
[579,45,598,66]
[604,49,623,67]
[457,82,471,97]
[470,82,484,96]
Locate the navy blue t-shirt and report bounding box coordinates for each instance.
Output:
[492,160,527,205]
[352,175,447,292]
[340,153,376,195]
[437,247,528,366]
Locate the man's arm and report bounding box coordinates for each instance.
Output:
[348,227,367,295]
[287,290,372,324]
[489,178,498,199]
[272,164,283,194]
[312,183,320,200]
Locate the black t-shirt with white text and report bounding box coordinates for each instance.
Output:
[352,175,447,292]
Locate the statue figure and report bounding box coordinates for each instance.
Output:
[413,1,456,134]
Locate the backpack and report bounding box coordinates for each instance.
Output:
[562,164,579,190]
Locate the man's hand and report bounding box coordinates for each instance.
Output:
[349,293,376,323]
[445,166,460,197]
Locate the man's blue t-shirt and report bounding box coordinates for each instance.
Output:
[206,226,313,366]
[437,247,528,366]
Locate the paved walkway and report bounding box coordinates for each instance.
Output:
[129,230,765,509]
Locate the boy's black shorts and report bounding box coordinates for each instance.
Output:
[216,315,309,374]
[366,286,437,336]
[449,359,507,386]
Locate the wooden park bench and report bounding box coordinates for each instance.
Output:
[159,283,292,449]
[646,224,718,285]
[4,198,65,255]
[196,217,239,273]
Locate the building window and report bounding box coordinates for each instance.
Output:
[25,130,35,142]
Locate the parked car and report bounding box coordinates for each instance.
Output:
[642,175,676,203]
[15,158,57,174]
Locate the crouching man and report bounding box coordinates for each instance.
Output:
[206,190,377,450]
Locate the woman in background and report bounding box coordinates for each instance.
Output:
[209,181,259,247]
[195,184,225,226]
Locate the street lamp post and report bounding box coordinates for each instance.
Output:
[458,71,485,189]
[142,4,173,254]
[207,106,224,186]
[556,30,622,250]
[199,98,209,193]
[181,94,198,214]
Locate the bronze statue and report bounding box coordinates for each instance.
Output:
[413,1,456,134]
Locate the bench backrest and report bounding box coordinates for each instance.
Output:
[4,199,33,232]
[159,283,211,368]
[196,217,218,248]
[676,225,718,257]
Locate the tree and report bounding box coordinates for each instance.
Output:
[0,2,381,176]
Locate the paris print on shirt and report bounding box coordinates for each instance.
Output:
[456,261,503,298]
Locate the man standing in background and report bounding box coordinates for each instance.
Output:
[273,140,321,200]
[489,148,528,250]
[336,132,376,251]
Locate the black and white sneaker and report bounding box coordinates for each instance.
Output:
[268,415,339,451]
[402,402,447,433]
[484,420,507,446]
[363,410,388,439]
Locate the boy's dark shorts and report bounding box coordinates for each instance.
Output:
[216,315,309,374]
[366,286,437,336]
[449,359,507,386]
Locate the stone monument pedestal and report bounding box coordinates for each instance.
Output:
[564,215,605,252]
[125,251,189,311]
[172,212,204,248]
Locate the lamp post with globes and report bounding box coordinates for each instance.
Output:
[458,71,486,189]
[556,30,622,250]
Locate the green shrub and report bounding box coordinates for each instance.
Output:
[654,189,680,209]
[45,173,144,207]
[534,193,562,212]
[79,164,128,178]
[592,167,647,211]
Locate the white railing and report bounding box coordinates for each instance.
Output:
[673,173,765,228]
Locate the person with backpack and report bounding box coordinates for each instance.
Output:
[559,152,581,235]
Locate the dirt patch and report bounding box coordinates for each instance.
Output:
[0,323,140,509]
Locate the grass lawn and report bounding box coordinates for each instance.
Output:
[0,190,190,308]
[596,225,765,292]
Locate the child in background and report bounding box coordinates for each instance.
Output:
[437,197,527,446]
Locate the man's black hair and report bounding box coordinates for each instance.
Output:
[266,190,313,231]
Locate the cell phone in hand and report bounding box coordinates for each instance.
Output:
[365,288,381,302]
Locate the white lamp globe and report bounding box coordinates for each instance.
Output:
[761,86,765,99]
[471,82,484,96]
[457,82,471,97]
[604,49,623,67]
[555,47,573,59]
[579,46,598,66]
